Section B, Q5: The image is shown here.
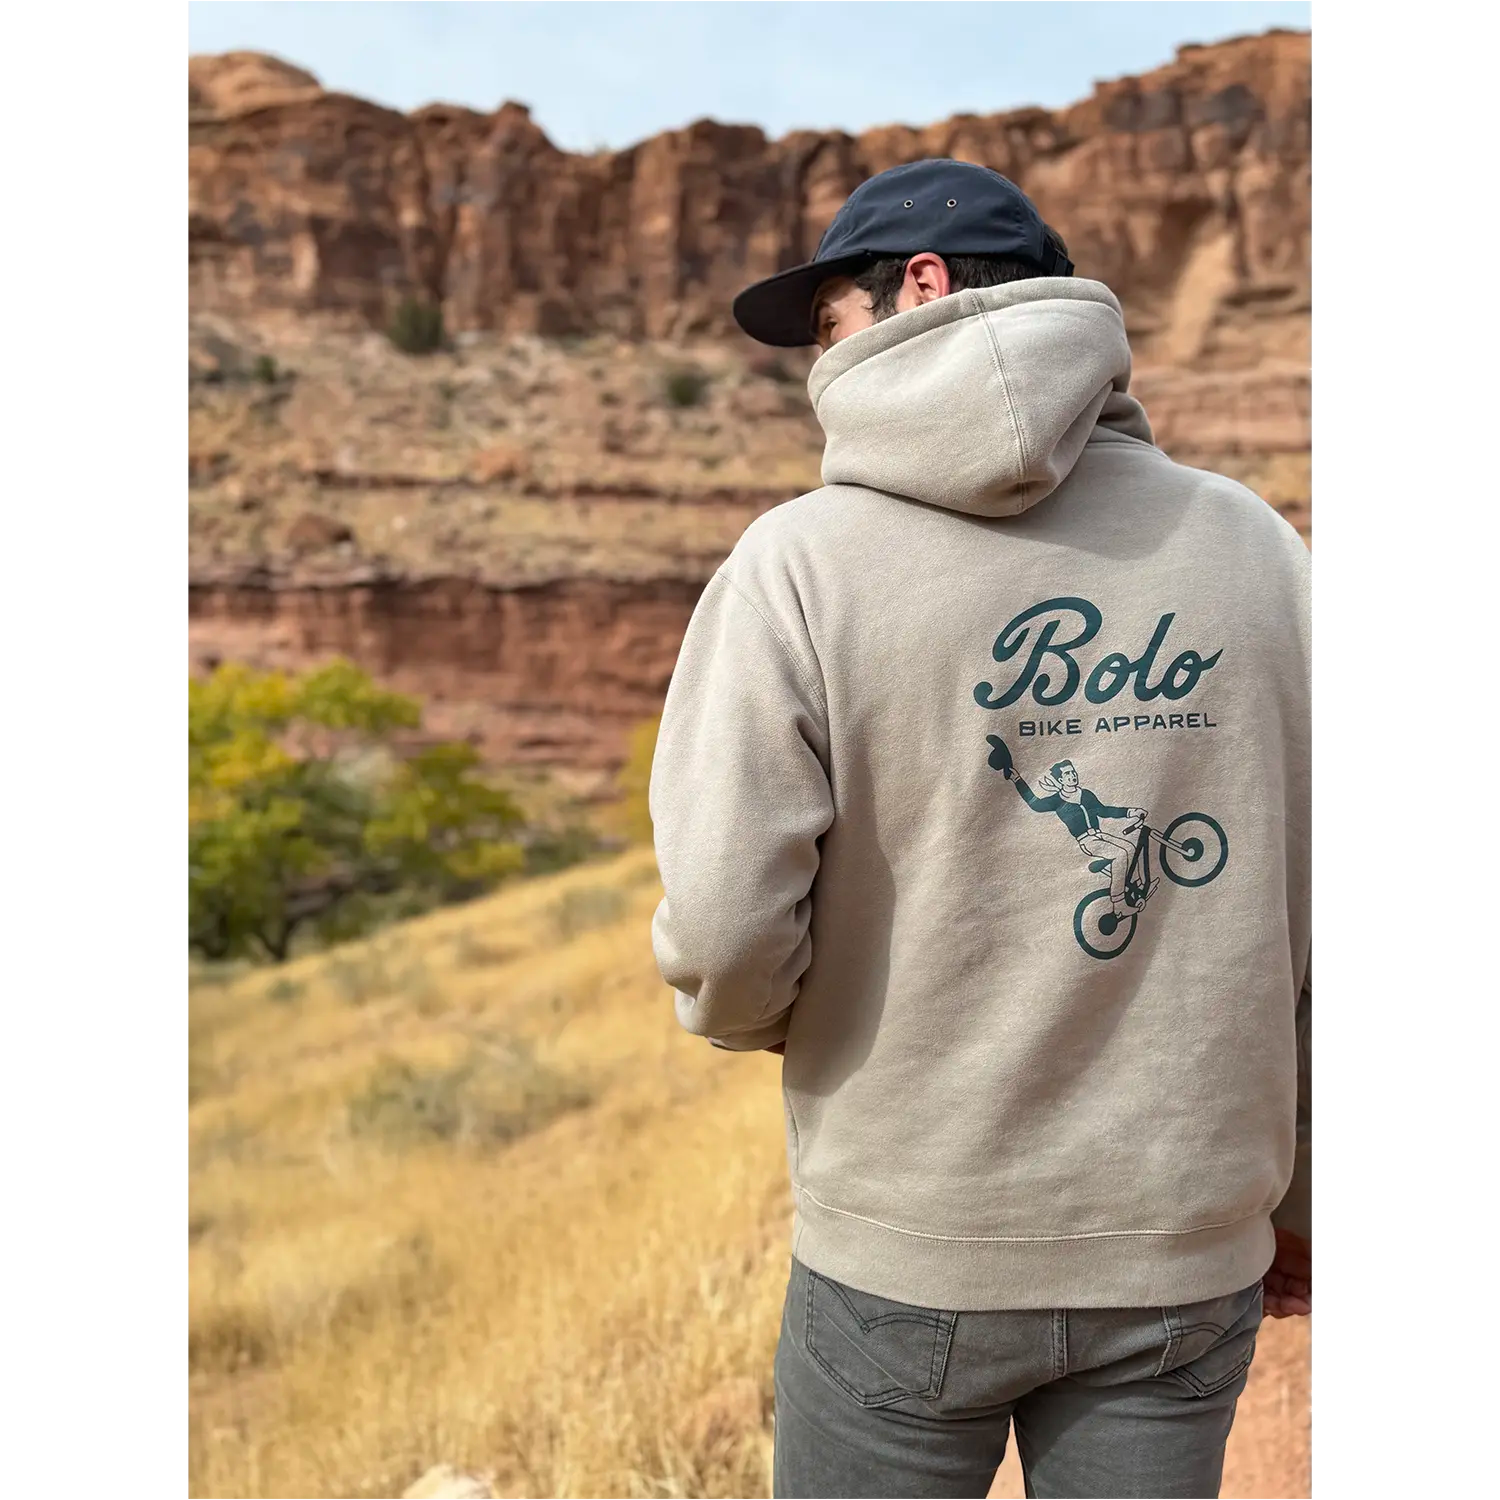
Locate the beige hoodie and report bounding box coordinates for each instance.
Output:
[649,278,1310,1311]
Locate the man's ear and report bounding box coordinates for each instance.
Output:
[903,252,952,307]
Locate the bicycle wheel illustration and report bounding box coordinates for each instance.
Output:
[1073,888,1137,960]
[1160,813,1229,888]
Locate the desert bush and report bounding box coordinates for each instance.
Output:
[189,1115,257,1168]
[265,975,303,1004]
[189,659,525,962]
[347,1057,469,1144]
[189,1303,274,1375]
[548,884,628,941]
[323,952,379,1005]
[252,353,281,384]
[347,1043,590,1149]
[448,926,517,969]
[321,942,436,1007]
[523,823,603,875]
[663,366,711,408]
[388,296,446,355]
[190,957,252,990]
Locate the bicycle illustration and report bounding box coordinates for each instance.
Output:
[986,735,1228,960]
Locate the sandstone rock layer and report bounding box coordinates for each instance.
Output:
[189,31,1309,365]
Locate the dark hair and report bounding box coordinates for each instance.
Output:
[852,229,1071,320]
[1050,760,1076,779]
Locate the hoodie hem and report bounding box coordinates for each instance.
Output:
[789,1191,1276,1312]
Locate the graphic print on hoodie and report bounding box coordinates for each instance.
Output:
[649,279,1311,1312]
[975,594,1233,959]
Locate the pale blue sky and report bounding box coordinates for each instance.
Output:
[187,1,1311,151]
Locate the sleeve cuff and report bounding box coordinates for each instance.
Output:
[705,1013,792,1052]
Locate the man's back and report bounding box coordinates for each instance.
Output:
[649,277,1310,1314]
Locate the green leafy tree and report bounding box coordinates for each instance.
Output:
[189,660,524,962]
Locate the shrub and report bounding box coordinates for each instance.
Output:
[347,1044,590,1149]
[265,975,303,1004]
[523,824,603,876]
[388,297,446,355]
[663,367,711,408]
[548,885,627,941]
[321,942,436,1007]
[188,1304,274,1375]
[449,926,517,969]
[323,952,379,1006]
[252,354,280,384]
[347,1057,468,1144]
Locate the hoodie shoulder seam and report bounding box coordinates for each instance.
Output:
[715,567,830,720]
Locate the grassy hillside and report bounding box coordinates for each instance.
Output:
[190,848,790,1498]
[189,846,1309,1499]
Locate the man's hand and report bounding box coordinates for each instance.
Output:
[1263,1228,1311,1317]
[1127,807,1147,823]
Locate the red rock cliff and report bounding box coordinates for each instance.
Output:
[189,30,1309,362]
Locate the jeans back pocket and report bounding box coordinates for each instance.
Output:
[1161,1281,1264,1398]
[804,1268,957,1409]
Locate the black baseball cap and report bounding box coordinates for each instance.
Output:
[732,158,1072,348]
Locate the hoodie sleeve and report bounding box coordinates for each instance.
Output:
[1270,957,1312,1240]
[649,568,834,1051]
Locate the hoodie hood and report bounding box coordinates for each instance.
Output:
[809,278,1154,517]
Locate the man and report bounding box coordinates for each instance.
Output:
[1002,751,1156,919]
[649,160,1310,1499]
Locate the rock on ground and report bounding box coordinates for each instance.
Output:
[401,1464,497,1499]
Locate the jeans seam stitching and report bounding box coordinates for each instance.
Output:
[926,1314,956,1398]
[775,1373,956,1467]
[1164,1341,1257,1398]
[1155,1307,1180,1378]
[822,1274,945,1333]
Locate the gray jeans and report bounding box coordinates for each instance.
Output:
[774,1256,1262,1499]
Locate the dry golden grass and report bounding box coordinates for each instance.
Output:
[190,847,791,1498]
[190,845,1309,1499]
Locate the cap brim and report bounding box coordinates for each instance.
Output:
[732,255,872,348]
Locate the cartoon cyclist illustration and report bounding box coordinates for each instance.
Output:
[985,734,1230,960]
[997,748,1157,919]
